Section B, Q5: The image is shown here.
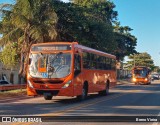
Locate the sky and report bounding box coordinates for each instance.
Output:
[0,0,160,66]
[112,0,160,67]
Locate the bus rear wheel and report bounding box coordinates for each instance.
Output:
[99,82,109,96]
[44,95,53,100]
[77,84,88,101]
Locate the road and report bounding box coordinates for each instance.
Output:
[1,80,160,125]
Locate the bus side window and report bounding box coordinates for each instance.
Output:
[74,54,81,76]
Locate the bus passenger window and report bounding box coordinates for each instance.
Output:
[74,54,81,76]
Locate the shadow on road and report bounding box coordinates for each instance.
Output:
[1,81,160,116]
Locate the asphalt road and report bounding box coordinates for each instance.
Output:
[1,80,160,125]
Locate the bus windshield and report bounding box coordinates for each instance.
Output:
[134,69,148,77]
[29,53,71,78]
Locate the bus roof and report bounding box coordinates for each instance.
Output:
[74,44,116,59]
[31,42,116,59]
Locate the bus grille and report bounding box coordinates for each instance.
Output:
[33,80,63,84]
[36,90,59,95]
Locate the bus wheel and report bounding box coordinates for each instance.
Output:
[99,82,109,96]
[44,95,53,100]
[147,82,151,85]
[77,84,88,101]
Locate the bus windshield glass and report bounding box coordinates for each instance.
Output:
[134,69,148,77]
[29,53,71,78]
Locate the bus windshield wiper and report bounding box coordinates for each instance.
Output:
[47,52,63,78]
[50,52,63,64]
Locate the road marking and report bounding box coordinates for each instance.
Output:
[41,93,127,116]
[12,123,27,125]
[11,121,37,125]
[10,85,143,125]
[12,123,21,125]
[22,123,33,125]
[11,87,137,125]
[9,93,127,125]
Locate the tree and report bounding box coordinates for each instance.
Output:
[153,66,160,73]
[0,0,58,79]
[113,22,137,61]
[126,52,155,70]
[70,0,137,59]
[58,0,116,53]
[0,0,138,81]
[0,43,18,69]
[70,0,118,23]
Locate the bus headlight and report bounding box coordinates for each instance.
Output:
[145,78,148,81]
[62,80,72,88]
[28,80,34,88]
[132,78,137,82]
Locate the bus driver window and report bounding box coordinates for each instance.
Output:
[74,54,81,77]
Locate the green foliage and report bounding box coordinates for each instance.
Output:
[153,66,160,73]
[0,0,138,72]
[0,0,58,47]
[70,0,137,58]
[54,0,116,53]
[0,0,58,73]
[113,22,137,60]
[70,0,118,23]
[126,52,154,70]
[0,43,18,69]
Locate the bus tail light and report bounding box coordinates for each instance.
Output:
[28,80,34,88]
[62,80,72,88]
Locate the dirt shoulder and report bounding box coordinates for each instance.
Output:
[0,89,27,99]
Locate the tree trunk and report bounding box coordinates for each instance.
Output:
[18,52,25,84]
[10,70,14,84]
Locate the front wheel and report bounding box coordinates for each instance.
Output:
[44,95,53,100]
[147,82,151,85]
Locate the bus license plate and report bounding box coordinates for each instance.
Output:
[44,93,52,96]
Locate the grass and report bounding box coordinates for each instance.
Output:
[0,89,27,98]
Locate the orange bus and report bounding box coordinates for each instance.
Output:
[27,42,117,100]
[132,66,151,85]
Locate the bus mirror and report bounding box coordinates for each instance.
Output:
[29,58,32,65]
[74,69,81,76]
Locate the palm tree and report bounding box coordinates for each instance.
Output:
[0,0,58,82]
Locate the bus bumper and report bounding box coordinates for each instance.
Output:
[27,85,74,97]
[132,78,150,84]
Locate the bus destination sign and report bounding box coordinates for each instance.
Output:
[31,45,71,51]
